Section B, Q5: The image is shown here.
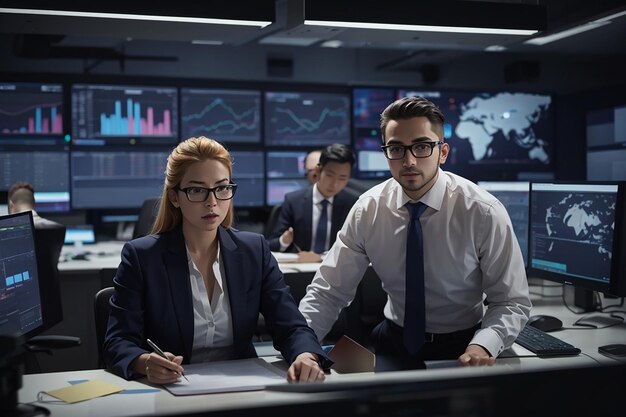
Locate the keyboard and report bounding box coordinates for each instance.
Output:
[515,324,581,356]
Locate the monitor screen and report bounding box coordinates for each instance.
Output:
[478,181,529,267]
[0,150,71,212]
[230,150,265,207]
[353,88,395,179]
[397,90,554,181]
[586,105,626,181]
[264,91,350,147]
[266,178,309,206]
[71,84,178,146]
[0,211,44,339]
[528,182,626,299]
[181,88,261,143]
[266,151,308,178]
[64,225,96,245]
[0,82,64,139]
[70,149,167,209]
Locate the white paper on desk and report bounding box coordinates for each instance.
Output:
[164,358,287,395]
[271,252,299,263]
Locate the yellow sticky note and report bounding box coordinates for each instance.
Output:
[46,380,124,404]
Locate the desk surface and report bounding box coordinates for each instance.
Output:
[59,241,321,273]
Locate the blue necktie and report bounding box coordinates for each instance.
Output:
[404,202,428,355]
[314,200,329,254]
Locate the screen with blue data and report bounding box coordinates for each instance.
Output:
[397,89,554,180]
[181,88,261,143]
[266,179,309,206]
[264,91,350,147]
[266,151,307,178]
[230,150,265,207]
[478,181,529,267]
[586,105,626,181]
[0,211,44,339]
[0,82,64,140]
[528,182,626,297]
[353,88,395,179]
[70,149,167,209]
[71,84,178,146]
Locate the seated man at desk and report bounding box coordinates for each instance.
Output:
[8,181,63,229]
[299,96,531,368]
[104,137,330,384]
[268,143,357,263]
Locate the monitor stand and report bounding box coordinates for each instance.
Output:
[574,288,598,312]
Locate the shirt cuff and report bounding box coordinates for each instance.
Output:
[278,235,289,252]
[469,327,505,357]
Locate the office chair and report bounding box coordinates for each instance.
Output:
[133,198,160,239]
[33,225,66,331]
[264,203,282,238]
[94,286,115,368]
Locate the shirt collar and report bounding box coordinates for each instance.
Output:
[394,168,446,212]
[313,184,334,205]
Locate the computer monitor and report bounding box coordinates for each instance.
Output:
[0,82,64,138]
[477,181,529,267]
[64,225,96,245]
[586,105,626,181]
[264,91,350,147]
[266,179,309,206]
[71,84,178,146]
[266,151,308,178]
[528,181,626,310]
[181,88,261,143]
[230,150,265,207]
[397,89,554,181]
[353,88,395,179]
[70,149,168,209]
[0,211,45,339]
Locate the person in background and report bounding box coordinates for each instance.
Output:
[269,144,357,263]
[8,182,63,229]
[104,136,330,384]
[304,149,322,184]
[299,96,531,367]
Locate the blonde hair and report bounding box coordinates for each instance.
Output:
[151,137,234,234]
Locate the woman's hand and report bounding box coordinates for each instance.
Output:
[287,352,325,383]
[134,352,185,384]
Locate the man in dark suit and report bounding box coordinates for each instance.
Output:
[8,182,64,229]
[269,144,357,261]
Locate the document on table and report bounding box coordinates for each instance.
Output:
[164,358,287,395]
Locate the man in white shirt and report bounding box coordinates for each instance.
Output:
[299,96,531,367]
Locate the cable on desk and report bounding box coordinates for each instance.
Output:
[579,352,602,365]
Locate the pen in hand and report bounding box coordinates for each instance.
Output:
[146,338,189,382]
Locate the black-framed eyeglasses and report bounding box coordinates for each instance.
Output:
[175,184,238,202]
[381,141,444,160]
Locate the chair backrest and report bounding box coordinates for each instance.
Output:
[33,224,66,332]
[133,198,160,239]
[94,286,115,368]
[264,203,282,238]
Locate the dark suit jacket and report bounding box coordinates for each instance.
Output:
[104,226,328,380]
[268,186,357,252]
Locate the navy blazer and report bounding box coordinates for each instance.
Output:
[268,186,357,252]
[104,226,328,380]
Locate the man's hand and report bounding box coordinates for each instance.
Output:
[280,227,294,246]
[287,352,325,383]
[458,344,495,367]
[297,251,322,263]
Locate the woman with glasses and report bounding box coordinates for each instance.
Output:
[104,136,329,384]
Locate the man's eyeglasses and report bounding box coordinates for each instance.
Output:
[175,184,238,202]
[381,141,444,160]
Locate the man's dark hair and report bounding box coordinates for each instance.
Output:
[8,181,35,206]
[319,143,356,168]
[380,96,445,142]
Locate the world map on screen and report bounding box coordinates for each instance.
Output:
[455,93,552,164]
[543,193,615,262]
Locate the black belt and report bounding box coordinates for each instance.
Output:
[388,319,481,343]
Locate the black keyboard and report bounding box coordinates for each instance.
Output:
[515,325,581,356]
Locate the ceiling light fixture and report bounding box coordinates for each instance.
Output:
[304,20,537,36]
[0,7,272,27]
[525,8,626,46]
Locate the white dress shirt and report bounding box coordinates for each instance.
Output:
[279,184,334,252]
[299,169,531,357]
[187,242,234,362]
